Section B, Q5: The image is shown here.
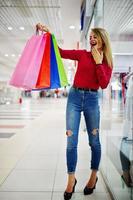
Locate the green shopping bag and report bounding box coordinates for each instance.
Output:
[52,34,68,87]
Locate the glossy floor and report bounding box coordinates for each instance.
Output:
[0,96,115,200]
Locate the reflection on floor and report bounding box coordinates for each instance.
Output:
[0,97,114,200]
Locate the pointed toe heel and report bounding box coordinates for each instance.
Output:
[84,177,98,195]
[64,179,77,200]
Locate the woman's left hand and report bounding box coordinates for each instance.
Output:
[91,46,103,64]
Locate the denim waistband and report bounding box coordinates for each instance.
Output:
[73,86,98,92]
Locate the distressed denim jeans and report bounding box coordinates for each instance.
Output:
[66,87,101,174]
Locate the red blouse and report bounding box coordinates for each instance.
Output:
[59,48,112,89]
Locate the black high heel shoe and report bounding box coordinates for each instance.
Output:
[83,177,98,195]
[64,179,77,200]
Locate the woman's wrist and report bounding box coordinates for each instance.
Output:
[95,58,102,65]
[96,62,102,65]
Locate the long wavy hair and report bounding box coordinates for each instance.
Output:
[91,28,113,68]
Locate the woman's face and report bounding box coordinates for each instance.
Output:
[90,31,103,50]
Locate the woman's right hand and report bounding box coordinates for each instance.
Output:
[91,46,103,64]
[36,23,50,32]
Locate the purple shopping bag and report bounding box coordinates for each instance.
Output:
[9,34,46,89]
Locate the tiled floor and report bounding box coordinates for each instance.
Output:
[0,97,112,200]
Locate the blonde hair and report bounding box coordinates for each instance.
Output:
[91,28,113,68]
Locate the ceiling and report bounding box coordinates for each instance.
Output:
[104,0,133,37]
[0,0,133,81]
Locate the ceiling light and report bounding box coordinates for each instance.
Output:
[11,54,15,57]
[4,54,9,57]
[8,26,13,30]
[69,25,75,29]
[113,53,133,55]
[18,54,21,57]
[19,26,25,30]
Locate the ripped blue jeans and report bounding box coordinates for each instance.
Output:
[66,87,101,174]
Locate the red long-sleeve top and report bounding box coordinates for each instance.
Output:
[59,48,112,89]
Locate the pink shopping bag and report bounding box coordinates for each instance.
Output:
[9,34,46,89]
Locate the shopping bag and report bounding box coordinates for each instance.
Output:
[35,33,51,88]
[49,35,62,89]
[33,34,68,90]
[10,32,68,90]
[52,34,68,87]
[9,34,46,89]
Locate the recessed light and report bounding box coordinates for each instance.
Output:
[11,54,15,57]
[4,54,9,57]
[69,25,75,29]
[8,26,13,30]
[19,26,25,30]
[18,54,21,57]
[113,53,133,55]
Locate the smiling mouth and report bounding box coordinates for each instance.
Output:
[90,41,97,46]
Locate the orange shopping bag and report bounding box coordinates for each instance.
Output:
[36,33,51,88]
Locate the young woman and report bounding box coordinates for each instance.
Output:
[36,23,113,200]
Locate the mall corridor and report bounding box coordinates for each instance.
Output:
[0,0,133,200]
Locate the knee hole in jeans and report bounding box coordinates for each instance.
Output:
[66,130,73,136]
[92,128,99,136]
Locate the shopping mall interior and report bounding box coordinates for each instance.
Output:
[0,0,133,200]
